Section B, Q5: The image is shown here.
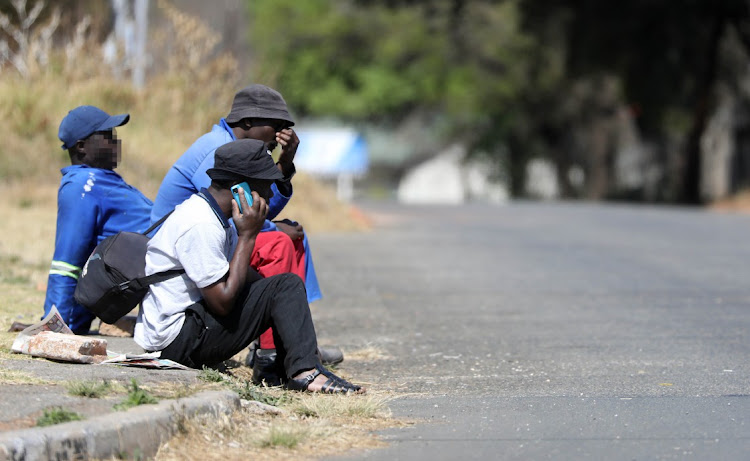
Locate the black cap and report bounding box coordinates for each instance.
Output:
[225,84,295,126]
[206,139,284,183]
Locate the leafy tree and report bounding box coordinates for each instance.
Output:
[247,0,537,192]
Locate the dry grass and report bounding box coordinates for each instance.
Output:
[149,380,223,400]
[344,345,392,362]
[155,390,407,461]
[0,367,52,385]
[151,365,405,459]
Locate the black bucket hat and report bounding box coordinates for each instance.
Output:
[225,84,295,126]
[206,139,284,182]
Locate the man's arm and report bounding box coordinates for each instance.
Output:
[266,181,291,221]
[199,191,267,316]
[43,183,100,331]
[266,127,299,220]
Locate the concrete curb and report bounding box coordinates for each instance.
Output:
[0,390,240,461]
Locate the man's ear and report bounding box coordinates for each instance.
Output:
[70,141,88,162]
[241,118,253,130]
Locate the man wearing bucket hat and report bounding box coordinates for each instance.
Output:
[41,105,153,334]
[135,139,363,394]
[150,84,341,384]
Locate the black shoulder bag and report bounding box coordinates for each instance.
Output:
[74,212,184,324]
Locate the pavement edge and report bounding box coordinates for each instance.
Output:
[0,389,240,460]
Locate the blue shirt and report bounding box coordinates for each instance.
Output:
[150,119,291,229]
[43,165,153,333]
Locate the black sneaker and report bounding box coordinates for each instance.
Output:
[251,348,286,386]
[317,346,344,365]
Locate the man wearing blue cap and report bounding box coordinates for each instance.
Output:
[42,105,153,334]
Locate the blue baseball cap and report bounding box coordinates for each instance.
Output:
[58,105,130,150]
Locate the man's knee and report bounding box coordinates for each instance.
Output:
[257,231,295,254]
[273,272,305,292]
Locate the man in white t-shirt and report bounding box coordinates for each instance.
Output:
[135,139,363,394]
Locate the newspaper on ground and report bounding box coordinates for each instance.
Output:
[101,351,189,370]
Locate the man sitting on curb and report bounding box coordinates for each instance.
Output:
[135,139,363,394]
[149,84,341,383]
[41,106,153,334]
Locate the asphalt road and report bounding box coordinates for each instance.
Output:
[310,201,750,460]
[2,201,748,460]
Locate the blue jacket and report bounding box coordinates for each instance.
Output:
[150,119,290,229]
[43,165,153,333]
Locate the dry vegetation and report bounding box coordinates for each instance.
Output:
[0,0,369,326]
[156,369,405,461]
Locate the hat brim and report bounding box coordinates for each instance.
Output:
[225,108,294,126]
[206,163,284,183]
[94,113,130,132]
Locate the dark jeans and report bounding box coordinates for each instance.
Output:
[159,273,318,378]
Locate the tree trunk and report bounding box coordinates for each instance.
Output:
[682,10,725,204]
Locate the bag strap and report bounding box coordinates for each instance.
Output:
[197,191,227,225]
[117,269,185,293]
[143,211,174,237]
[114,210,184,293]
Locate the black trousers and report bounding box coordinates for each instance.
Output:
[159,273,318,378]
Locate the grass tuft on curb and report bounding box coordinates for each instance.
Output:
[66,379,112,398]
[36,407,83,427]
[114,378,158,411]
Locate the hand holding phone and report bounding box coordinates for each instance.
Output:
[231,182,253,213]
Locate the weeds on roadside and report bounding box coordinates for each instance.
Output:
[114,378,158,411]
[151,381,200,400]
[36,407,83,427]
[292,394,391,419]
[197,366,226,383]
[66,379,111,398]
[257,424,309,449]
[230,379,292,408]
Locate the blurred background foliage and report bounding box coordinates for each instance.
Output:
[248,0,750,204]
[0,0,365,282]
[3,0,750,206]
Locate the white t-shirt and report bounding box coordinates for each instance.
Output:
[134,193,237,350]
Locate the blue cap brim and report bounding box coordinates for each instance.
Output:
[94,113,130,132]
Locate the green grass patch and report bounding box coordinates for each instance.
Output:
[197,366,227,383]
[66,379,111,398]
[36,407,83,427]
[114,378,158,411]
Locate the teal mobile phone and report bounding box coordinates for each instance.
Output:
[231,182,253,213]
